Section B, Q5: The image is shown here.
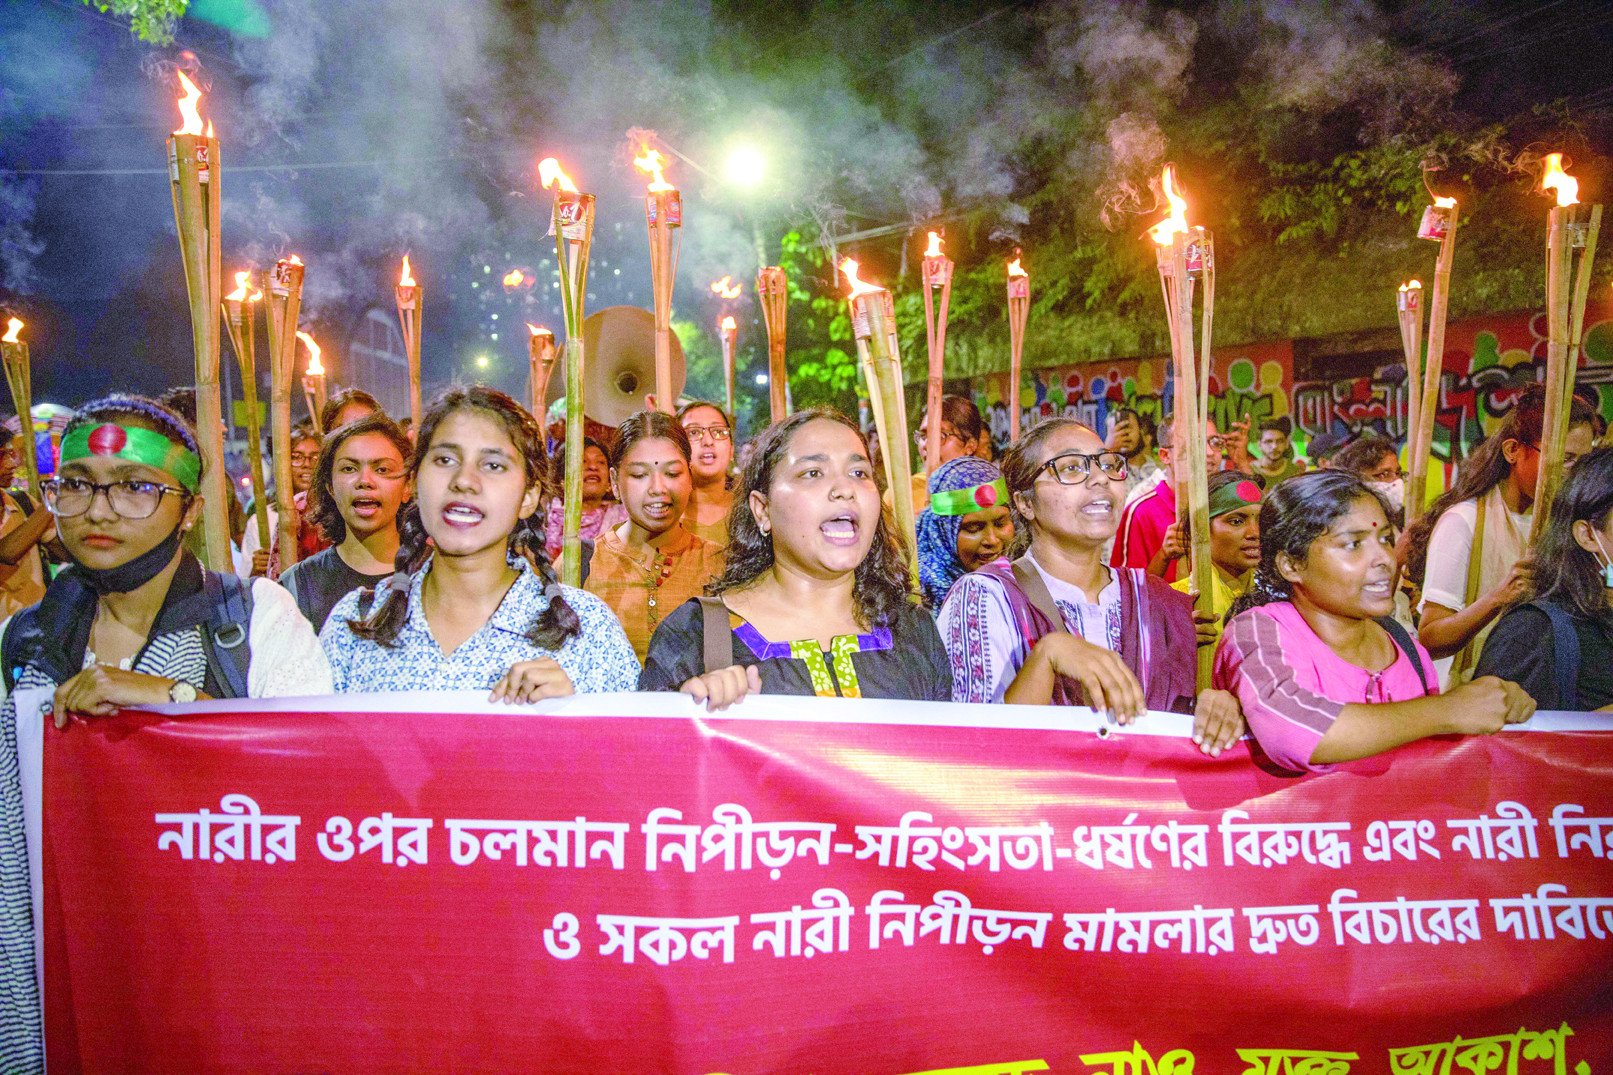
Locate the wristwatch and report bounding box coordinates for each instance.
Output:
[168,680,198,704]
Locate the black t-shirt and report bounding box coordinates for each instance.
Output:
[1475,602,1613,711]
[278,546,390,633]
[639,596,952,701]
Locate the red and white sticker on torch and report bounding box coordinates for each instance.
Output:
[1418,205,1450,241]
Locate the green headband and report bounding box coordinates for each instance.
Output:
[60,423,202,494]
[1208,477,1263,519]
[930,477,1009,516]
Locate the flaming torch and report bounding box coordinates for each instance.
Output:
[395,254,423,432]
[841,258,918,581]
[223,271,270,551]
[297,331,327,432]
[165,71,232,571]
[921,231,954,471]
[718,315,738,418]
[541,155,596,587]
[527,323,557,422]
[1396,280,1425,521]
[1005,251,1030,442]
[0,318,39,499]
[1148,164,1216,689]
[263,254,305,572]
[1406,190,1460,526]
[1533,154,1604,539]
[710,276,742,301]
[634,142,681,413]
[756,266,789,422]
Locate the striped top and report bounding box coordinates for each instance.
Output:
[1213,600,1438,773]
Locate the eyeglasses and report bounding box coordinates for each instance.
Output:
[1206,436,1227,451]
[1040,451,1128,485]
[289,452,318,466]
[915,430,962,447]
[43,478,189,519]
[683,426,731,443]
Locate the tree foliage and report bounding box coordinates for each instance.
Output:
[82,0,188,44]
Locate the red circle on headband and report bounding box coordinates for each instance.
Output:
[1235,480,1263,503]
[87,424,127,456]
[975,484,998,508]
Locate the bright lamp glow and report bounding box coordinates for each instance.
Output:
[753,372,769,386]
[475,355,490,370]
[725,144,766,189]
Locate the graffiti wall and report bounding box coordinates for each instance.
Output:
[972,300,1613,462]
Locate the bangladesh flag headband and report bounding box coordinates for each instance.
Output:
[930,477,1009,516]
[60,424,202,494]
[1208,478,1263,519]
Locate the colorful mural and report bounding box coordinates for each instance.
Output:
[971,301,1613,462]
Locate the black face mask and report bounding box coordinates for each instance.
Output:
[73,524,185,595]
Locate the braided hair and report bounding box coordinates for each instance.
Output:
[348,385,579,650]
[1227,470,1388,620]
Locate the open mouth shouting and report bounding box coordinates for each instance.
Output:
[438,500,486,530]
[348,495,384,521]
[820,511,861,547]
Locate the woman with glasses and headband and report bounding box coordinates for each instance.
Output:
[0,395,331,1069]
[676,401,736,547]
[939,418,1244,755]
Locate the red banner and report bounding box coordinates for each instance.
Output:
[38,694,1613,1073]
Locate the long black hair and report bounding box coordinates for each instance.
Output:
[349,385,579,650]
[307,412,412,545]
[1531,446,1613,629]
[708,408,913,629]
[1228,470,1388,619]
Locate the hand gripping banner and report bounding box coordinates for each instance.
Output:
[31,693,1613,1073]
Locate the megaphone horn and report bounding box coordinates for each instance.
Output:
[544,306,686,427]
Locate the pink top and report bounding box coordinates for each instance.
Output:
[1111,479,1177,583]
[1213,600,1438,773]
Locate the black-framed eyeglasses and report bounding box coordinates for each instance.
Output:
[43,478,190,519]
[683,425,732,443]
[1040,451,1128,485]
[916,429,962,447]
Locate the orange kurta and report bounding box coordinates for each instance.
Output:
[585,525,725,662]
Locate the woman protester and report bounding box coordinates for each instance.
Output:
[543,435,626,563]
[640,409,950,707]
[905,395,988,514]
[1215,470,1534,774]
[1408,385,1596,684]
[0,395,331,1068]
[239,419,330,578]
[915,456,1014,611]
[278,413,411,632]
[585,412,723,662]
[676,401,735,547]
[939,418,1244,756]
[1476,446,1613,710]
[321,386,638,700]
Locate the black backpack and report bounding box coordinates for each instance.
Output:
[2,569,253,699]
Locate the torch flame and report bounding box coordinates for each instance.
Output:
[633,145,674,193]
[173,72,205,136]
[225,270,253,302]
[721,315,736,332]
[287,254,303,266]
[399,254,415,288]
[296,331,324,377]
[1542,153,1579,208]
[2,318,21,345]
[503,268,525,288]
[840,258,882,299]
[527,323,552,338]
[1400,279,1423,292]
[1433,195,1456,209]
[709,275,742,300]
[925,232,943,258]
[1148,164,1190,245]
[205,120,214,139]
[1007,255,1027,279]
[538,157,578,193]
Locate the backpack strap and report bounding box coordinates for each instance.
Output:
[1010,555,1068,635]
[2,606,33,694]
[1528,599,1581,711]
[201,570,254,699]
[1375,616,1430,695]
[697,597,733,674]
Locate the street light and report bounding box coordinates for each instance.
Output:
[725,144,766,190]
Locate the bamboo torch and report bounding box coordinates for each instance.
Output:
[757,266,789,422]
[635,144,680,414]
[841,258,918,582]
[263,255,305,572]
[921,231,954,473]
[1005,252,1030,442]
[297,331,327,432]
[1407,193,1459,525]
[1533,154,1604,539]
[166,72,232,571]
[0,318,38,499]
[540,156,595,587]
[223,272,270,552]
[1149,165,1215,689]
[527,324,557,421]
[718,316,738,418]
[395,255,423,432]
[1395,280,1424,520]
